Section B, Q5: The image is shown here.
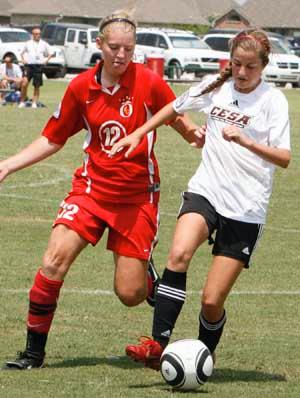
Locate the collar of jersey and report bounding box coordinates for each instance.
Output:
[89,61,134,91]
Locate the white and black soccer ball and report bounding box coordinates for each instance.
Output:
[160,339,214,391]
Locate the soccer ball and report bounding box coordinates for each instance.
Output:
[160,339,214,391]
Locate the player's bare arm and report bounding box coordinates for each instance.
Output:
[222,125,291,168]
[0,136,62,183]
[170,115,206,148]
[109,102,177,157]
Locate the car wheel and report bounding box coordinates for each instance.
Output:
[45,67,67,79]
[168,61,183,79]
[44,71,57,79]
[56,67,67,78]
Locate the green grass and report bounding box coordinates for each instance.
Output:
[0,80,299,397]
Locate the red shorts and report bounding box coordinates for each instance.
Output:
[53,194,159,260]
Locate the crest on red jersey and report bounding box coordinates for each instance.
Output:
[120,96,133,118]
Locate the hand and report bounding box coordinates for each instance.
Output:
[108,130,144,158]
[0,163,10,183]
[222,125,251,147]
[190,125,206,148]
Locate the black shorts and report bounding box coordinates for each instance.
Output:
[178,192,264,268]
[24,65,43,88]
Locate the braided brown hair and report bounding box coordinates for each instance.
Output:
[199,29,271,96]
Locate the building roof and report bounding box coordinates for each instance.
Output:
[6,0,237,25]
[0,0,23,17]
[238,0,300,29]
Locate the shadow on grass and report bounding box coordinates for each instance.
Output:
[129,382,209,394]
[128,368,286,392]
[48,355,141,369]
[48,357,286,384]
[211,368,286,383]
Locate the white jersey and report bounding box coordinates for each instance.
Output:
[22,39,52,65]
[173,77,290,224]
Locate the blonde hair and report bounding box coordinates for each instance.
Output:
[98,9,137,40]
[200,29,271,96]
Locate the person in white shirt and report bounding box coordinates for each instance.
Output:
[109,29,291,370]
[19,27,53,108]
[0,55,24,103]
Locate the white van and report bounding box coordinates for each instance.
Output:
[136,28,228,79]
[41,23,102,72]
[41,22,145,73]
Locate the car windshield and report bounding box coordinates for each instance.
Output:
[206,36,230,51]
[270,38,290,54]
[91,30,98,42]
[169,36,206,49]
[206,36,292,55]
[0,31,30,42]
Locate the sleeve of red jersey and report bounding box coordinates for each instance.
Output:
[148,74,176,125]
[41,85,85,145]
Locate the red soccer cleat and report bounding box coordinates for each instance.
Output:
[126,336,164,371]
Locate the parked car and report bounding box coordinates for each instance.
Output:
[41,22,146,73]
[0,26,66,78]
[41,22,102,73]
[203,31,300,87]
[136,28,228,79]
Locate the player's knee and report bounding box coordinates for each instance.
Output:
[201,292,224,319]
[167,246,191,272]
[116,285,146,307]
[42,248,68,279]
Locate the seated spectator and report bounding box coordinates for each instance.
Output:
[0,55,24,103]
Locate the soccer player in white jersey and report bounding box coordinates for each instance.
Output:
[0,10,202,370]
[109,29,291,370]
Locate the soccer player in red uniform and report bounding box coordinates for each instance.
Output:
[0,11,201,370]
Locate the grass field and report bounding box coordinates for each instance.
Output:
[0,80,299,398]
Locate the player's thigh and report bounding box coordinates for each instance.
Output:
[114,254,148,292]
[167,212,210,271]
[113,254,148,306]
[42,224,89,279]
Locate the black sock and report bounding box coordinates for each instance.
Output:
[26,329,48,357]
[198,310,226,353]
[152,268,186,348]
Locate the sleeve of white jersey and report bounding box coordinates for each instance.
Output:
[267,90,290,150]
[173,74,217,114]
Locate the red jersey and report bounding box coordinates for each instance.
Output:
[42,62,175,204]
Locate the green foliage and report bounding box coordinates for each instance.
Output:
[0,81,299,397]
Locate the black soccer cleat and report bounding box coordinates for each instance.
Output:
[146,256,160,307]
[3,351,45,370]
